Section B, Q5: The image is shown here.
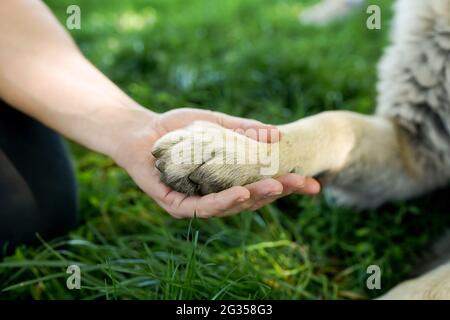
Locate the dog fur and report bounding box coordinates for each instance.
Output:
[152,0,450,299]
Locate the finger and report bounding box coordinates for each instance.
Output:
[191,179,282,218]
[191,186,251,218]
[244,178,284,198]
[212,112,281,143]
[161,108,281,142]
[276,174,321,195]
[247,175,313,210]
[298,176,321,195]
[276,174,306,194]
[216,178,284,214]
[237,178,287,211]
[162,108,281,143]
[160,186,250,218]
[224,175,321,213]
[234,174,298,210]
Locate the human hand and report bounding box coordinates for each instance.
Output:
[113,107,320,218]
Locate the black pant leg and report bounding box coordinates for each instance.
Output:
[0,102,78,254]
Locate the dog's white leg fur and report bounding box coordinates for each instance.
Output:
[379,262,450,300]
[299,0,365,26]
[279,111,427,208]
[152,0,450,298]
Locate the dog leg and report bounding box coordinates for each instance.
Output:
[380,261,450,300]
[299,0,365,25]
[152,110,439,208]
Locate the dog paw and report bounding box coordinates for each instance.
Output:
[151,121,278,195]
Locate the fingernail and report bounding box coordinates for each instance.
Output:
[296,177,306,188]
[266,190,282,197]
[311,182,321,193]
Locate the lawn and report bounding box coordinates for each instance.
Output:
[1,0,450,300]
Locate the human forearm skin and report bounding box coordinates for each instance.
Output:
[0,0,157,158]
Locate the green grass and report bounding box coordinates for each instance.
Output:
[1,0,450,300]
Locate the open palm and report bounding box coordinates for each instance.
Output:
[115,108,320,218]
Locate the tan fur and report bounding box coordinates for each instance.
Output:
[380,263,450,300]
[152,0,450,299]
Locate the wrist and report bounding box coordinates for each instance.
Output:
[105,104,160,166]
